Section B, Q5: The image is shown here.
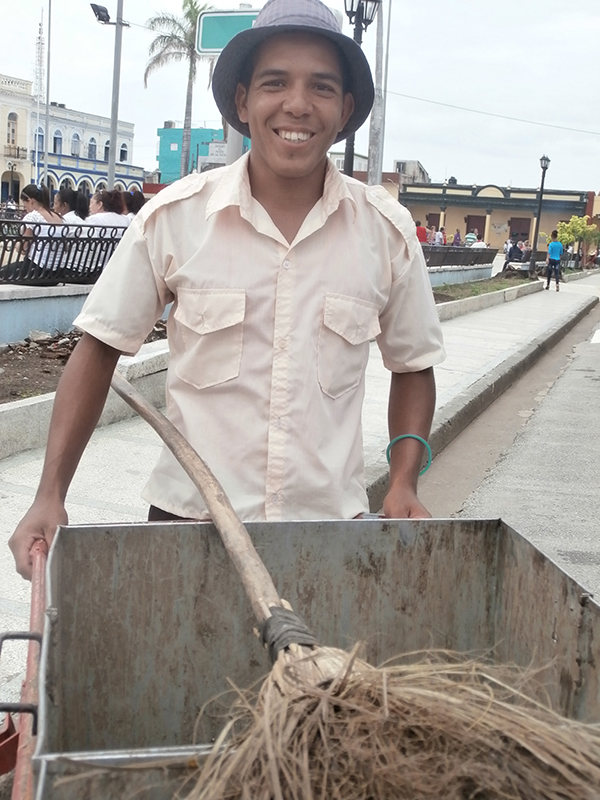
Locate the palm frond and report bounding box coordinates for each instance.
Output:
[144,51,186,87]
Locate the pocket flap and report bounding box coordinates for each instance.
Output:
[323,294,381,345]
[174,289,246,334]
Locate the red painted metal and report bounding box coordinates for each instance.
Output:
[0,713,18,775]
[11,541,47,800]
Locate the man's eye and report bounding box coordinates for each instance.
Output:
[263,79,284,88]
[315,84,335,93]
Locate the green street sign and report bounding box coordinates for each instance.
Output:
[196,10,258,54]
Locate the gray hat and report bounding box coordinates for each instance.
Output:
[211,0,375,143]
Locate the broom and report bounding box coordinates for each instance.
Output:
[110,372,600,800]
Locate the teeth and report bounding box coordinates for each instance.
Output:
[278,131,311,142]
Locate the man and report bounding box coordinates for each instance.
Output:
[471,234,487,249]
[415,220,428,244]
[545,230,563,291]
[434,227,445,246]
[464,229,477,247]
[9,0,445,579]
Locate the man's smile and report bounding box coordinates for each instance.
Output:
[275,130,314,142]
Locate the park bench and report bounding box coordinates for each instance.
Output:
[0,222,125,286]
[421,245,498,268]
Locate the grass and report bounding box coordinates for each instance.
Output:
[433,276,532,302]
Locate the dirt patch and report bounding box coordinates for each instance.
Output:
[432,273,532,303]
[0,322,167,405]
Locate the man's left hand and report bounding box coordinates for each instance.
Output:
[382,485,431,519]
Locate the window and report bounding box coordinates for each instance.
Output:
[170,142,178,151]
[104,140,110,161]
[34,126,44,152]
[88,137,97,160]
[96,181,106,191]
[79,179,91,196]
[119,143,128,162]
[71,132,81,157]
[60,177,73,190]
[7,112,17,145]
[53,129,63,154]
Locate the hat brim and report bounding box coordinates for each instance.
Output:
[212,25,374,144]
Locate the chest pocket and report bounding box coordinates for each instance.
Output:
[173,288,245,390]
[318,294,381,399]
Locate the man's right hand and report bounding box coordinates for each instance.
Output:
[9,497,68,580]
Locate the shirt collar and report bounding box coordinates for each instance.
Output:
[205,153,358,223]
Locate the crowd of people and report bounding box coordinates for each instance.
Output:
[0,185,147,282]
[414,222,489,248]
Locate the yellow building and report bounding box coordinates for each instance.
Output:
[399,179,593,252]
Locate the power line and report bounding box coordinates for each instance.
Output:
[386,90,600,137]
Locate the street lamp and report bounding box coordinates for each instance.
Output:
[529,154,550,278]
[90,2,129,190]
[342,0,381,177]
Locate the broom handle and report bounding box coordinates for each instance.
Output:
[110,370,282,623]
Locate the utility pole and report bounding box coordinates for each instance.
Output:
[43,0,52,189]
[367,2,383,186]
[107,0,125,190]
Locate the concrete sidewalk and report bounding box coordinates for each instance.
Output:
[1,273,600,703]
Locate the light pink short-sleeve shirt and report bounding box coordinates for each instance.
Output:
[74,154,445,521]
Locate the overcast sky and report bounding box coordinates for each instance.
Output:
[3,0,599,192]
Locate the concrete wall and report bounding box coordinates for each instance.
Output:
[0,285,93,343]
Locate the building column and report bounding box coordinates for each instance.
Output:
[439,207,446,228]
[484,209,492,242]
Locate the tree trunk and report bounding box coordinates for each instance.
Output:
[180,55,194,179]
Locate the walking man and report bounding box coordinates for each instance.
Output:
[10,0,445,579]
[545,230,563,291]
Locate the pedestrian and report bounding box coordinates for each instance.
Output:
[464,229,477,247]
[521,240,532,263]
[86,189,130,229]
[452,228,461,246]
[545,229,563,291]
[427,224,436,244]
[503,240,523,270]
[434,226,445,246]
[471,234,487,249]
[9,0,445,579]
[0,184,64,283]
[53,187,89,223]
[415,219,427,243]
[123,189,146,221]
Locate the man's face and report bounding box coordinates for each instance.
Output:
[235,32,354,183]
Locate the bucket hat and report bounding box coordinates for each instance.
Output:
[211,0,375,143]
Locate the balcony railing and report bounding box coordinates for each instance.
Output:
[29,150,144,178]
[4,145,29,160]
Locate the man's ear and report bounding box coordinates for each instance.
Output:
[339,92,355,133]
[235,83,249,124]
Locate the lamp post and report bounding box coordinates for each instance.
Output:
[529,154,550,278]
[90,3,129,190]
[342,0,380,177]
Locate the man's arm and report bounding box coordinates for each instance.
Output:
[9,333,122,579]
[382,367,436,519]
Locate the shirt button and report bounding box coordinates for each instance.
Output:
[283,259,291,269]
[278,338,287,349]
[270,493,280,504]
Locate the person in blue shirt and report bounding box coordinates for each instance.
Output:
[546,230,564,291]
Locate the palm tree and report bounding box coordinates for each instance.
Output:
[144,0,214,179]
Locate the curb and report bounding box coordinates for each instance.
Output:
[562,268,600,283]
[436,280,542,322]
[366,294,599,512]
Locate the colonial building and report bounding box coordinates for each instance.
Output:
[399,178,593,252]
[1,72,144,202]
[156,121,251,183]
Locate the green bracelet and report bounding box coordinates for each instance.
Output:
[386,434,432,475]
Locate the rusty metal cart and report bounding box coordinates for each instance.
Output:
[2,518,599,799]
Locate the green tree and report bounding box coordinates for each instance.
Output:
[556,215,597,266]
[144,0,214,180]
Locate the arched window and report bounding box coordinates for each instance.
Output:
[53,129,63,155]
[71,132,81,157]
[7,112,17,145]
[34,126,44,153]
[96,181,106,192]
[119,143,128,163]
[78,179,91,196]
[104,140,110,162]
[88,137,97,160]
[60,177,73,190]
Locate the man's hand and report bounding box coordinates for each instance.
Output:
[382,484,431,519]
[9,497,68,580]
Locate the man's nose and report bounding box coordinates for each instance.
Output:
[282,84,312,115]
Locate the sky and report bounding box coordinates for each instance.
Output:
[2,0,599,192]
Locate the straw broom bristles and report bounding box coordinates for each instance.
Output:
[185,649,600,800]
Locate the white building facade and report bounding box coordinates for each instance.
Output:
[1,73,144,202]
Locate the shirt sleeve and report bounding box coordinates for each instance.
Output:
[365,187,445,373]
[73,217,173,355]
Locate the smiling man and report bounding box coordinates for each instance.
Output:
[10,0,445,579]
